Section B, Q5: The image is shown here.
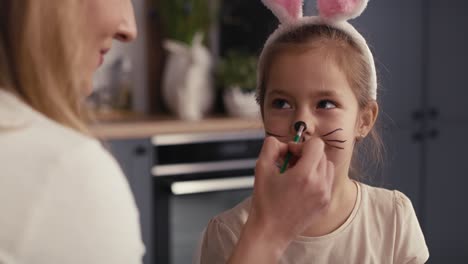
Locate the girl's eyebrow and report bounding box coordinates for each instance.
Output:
[268,89,341,98]
[267,89,290,97]
[310,89,341,98]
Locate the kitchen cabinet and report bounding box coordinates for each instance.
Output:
[351,0,425,212]
[107,139,153,264]
[424,1,468,262]
[353,0,468,262]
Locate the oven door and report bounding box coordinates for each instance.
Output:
[152,131,263,264]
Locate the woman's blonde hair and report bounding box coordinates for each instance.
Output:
[257,24,384,180]
[0,0,91,134]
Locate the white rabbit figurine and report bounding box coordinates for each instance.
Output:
[162,32,214,121]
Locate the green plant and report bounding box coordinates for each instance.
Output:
[217,51,258,93]
[158,0,213,44]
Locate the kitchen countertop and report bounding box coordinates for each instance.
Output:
[89,112,264,140]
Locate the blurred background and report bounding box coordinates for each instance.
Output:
[88,0,468,263]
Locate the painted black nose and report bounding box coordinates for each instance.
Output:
[294,121,307,132]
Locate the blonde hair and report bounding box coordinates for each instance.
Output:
[256,24,384,180]
[0,0,91,134]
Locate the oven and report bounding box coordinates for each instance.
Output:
[151,130,264,264]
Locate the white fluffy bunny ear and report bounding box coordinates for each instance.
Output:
[317,0,369,22]
[261,0,304,24]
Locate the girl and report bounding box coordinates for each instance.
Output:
[200,0,429,263]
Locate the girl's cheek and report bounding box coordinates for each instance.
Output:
[264,114,291,141]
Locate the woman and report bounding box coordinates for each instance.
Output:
[0,1,144,263]
[0,1,334,263]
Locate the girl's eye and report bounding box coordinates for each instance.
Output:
[272,99,292,109]
[317,100,337,109]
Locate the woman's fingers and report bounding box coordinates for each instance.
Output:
[260,136,288,162]
[316,153,327,178]
[250,135,337,248]
[256,136,288,178]
[291,137,325,174]
[287,142,303,156]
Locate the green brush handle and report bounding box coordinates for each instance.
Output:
[280,134,301,173]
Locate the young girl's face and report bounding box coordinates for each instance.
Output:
[82,0,137,95]
[263,49,365,172]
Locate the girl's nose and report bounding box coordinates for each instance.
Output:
[115,1,138,42]
[292,108,316,140]
[294,121,307,133]
[292,119,315,139]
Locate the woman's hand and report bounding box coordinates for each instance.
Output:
[228,136,335,263]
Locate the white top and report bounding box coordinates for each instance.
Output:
[201,182,429,264]
[0,90,145,264]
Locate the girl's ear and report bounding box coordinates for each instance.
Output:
[317,0,369,22]
[357,100,378,138]
[261,0,304,24]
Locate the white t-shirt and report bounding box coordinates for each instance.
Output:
[0,90,145,263]
[201,181,429,264]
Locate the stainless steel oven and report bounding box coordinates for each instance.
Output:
[151,130,264,264]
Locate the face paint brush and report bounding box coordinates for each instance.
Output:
[280,121,307,173]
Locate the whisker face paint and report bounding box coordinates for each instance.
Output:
[321,128,346,150]
[266,131,287,138]
[325,139,347,143]
[325,143,345,150]
[321,128,343,137]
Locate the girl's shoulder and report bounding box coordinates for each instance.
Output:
[357,183,429,262]
[357,182,419,227]
[359,182,414,210]
[208,196,252,238]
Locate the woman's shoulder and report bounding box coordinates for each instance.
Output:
[0,88,120,181]
[0,89,100,156]
[26,117,114,172]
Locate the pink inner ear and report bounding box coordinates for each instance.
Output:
[273,0,303,19]
[318,0,359,18]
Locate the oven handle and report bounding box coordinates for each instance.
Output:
[152,159,257,177]
[152,130,265,146]
[170,176,254,195]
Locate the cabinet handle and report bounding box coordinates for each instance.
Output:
[428,128,439,139]
[412,132,424,142]
[412,108,439,121]
[428,108,439,120]
[134,145,147,156]
[412,110,424,121]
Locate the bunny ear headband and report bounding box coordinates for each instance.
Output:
[259,0,377,99]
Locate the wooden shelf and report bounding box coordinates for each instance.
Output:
[89,113,263,140]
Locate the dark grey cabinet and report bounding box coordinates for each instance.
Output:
[424,1,468,262]
[426,125,468,262]
[352,0,468,262]
[107,139,153,264]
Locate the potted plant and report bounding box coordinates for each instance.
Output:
[158,0,213,45]
[217,51,260,118]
